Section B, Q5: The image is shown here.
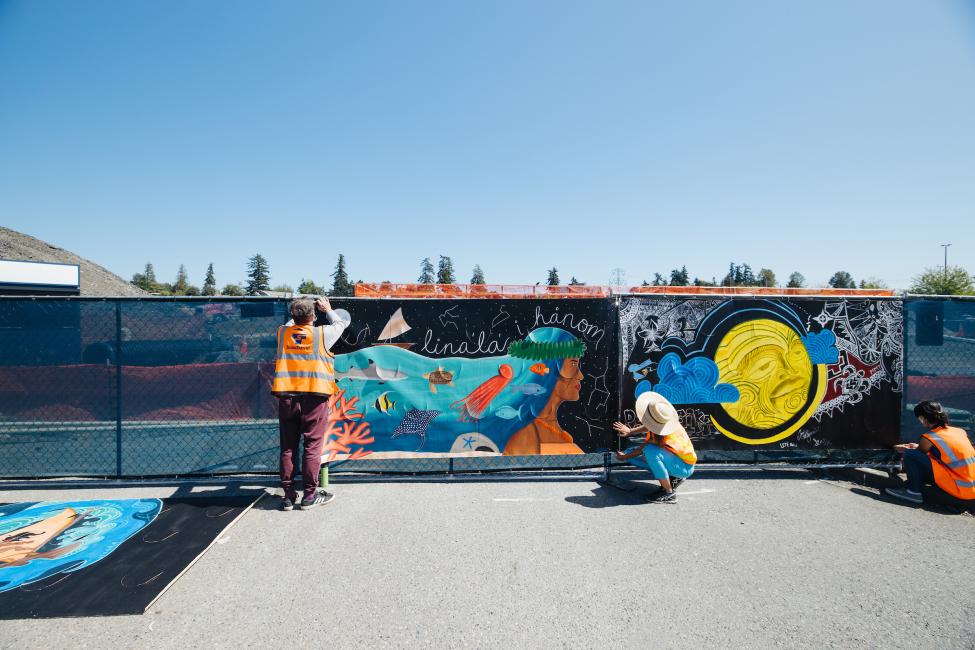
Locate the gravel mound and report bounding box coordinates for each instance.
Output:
[0,226,146,296]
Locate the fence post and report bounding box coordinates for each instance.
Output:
[900,297,910,444]
[115,301,123,478]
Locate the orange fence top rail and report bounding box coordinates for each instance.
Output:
[625,286,897,297]
[354,283,613,299]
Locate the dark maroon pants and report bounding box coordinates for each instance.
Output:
[278,394,330,501]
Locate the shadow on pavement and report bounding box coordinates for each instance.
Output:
[565,483,659,508]
[848,487,967,516]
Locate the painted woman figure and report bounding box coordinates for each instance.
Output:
[502,327,587,455]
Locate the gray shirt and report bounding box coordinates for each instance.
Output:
[285,309,351,351]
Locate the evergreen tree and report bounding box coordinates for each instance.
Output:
[546,267,560,286]
[245,254,271,294]
[569,277,584,286]
[138,263,157,292]
[669,266,689,286]
[221,283,245,296]
[297,278,326,295]
[641,280,650,287]
[722,263,738,287]
[202,263,217,296]
[437,256,456,284]
[418,258,435,284]
[828,271,856,289]
[330,254,354,296]
[740,264,756,286]
[470,264,486,284]
[174,264,190,294]
[652,273,666,286]
[787,272,806,288]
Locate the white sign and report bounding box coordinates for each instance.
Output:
[0,259,80,288]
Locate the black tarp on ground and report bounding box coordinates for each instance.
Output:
[0,495,258,619]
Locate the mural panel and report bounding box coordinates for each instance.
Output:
[619,297,903,450]
[322,299,619,458]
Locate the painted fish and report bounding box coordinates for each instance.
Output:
[494,405,524,421]
[509,383,546,396]
[529,362,550,376]
[422,367,455,394]
[336,359,407,383]
[391,408,441,451]
[374,392,397,414]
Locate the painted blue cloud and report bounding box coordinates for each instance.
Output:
[648,352,740,405]
[627,359,654,381]
[802,330,839,365]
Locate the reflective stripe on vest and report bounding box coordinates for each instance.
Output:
[926,432,959,464]
[272,325,337,395]
[923,427,975,500]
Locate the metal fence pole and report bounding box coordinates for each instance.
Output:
[115,300,123,478]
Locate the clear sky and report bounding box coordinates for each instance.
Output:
[1,1,973,291]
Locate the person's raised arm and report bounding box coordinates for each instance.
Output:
[316,297,350,350]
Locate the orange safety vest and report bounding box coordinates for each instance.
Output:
[922,426,975,501]
[649,428,697,465]
[271,324,338,396]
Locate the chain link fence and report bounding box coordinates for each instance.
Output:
[903,296,975,444]
[3,295,972,479]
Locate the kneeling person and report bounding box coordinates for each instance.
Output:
[613,392,696,504]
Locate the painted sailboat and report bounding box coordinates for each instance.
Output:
[375,307,414,349]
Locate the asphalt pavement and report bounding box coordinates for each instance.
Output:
[1,469,973,649]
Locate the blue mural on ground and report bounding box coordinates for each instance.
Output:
[0,499,161,593]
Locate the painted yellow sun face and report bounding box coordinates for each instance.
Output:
[711,318,827,444]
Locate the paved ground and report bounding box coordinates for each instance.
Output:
[1,469,974,649]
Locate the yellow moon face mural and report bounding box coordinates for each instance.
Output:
[711,318,827,445]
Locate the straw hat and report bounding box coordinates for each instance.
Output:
[635,391,682,437]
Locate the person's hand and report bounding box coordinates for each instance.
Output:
[893,443,918,453]
[614,451,628,462]
[612,421,631,436]
[315,297,331,312]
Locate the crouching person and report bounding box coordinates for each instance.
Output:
[612,392,696,504]
[886,400,975,507]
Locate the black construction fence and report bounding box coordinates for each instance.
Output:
[0,295,972,479]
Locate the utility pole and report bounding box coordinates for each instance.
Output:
[941,243,951,280]
[609,268,626,293]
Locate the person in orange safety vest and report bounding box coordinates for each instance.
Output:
[886,400,975,506]
[273,296,350,512]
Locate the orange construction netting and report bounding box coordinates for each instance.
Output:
[625,286,897,297]
[354,283,613,299]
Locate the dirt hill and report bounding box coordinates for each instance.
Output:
[0,226,146,296]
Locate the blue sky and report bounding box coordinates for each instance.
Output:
[1,1,973,290]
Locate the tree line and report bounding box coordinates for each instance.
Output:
[132,255,975,296]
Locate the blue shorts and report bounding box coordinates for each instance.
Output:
[628,445,695,481]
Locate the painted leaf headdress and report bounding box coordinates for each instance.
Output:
[508,338,586,360]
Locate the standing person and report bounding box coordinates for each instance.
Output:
[272,296,350,511]
[612,391,697,504]
[886,401,975,506]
